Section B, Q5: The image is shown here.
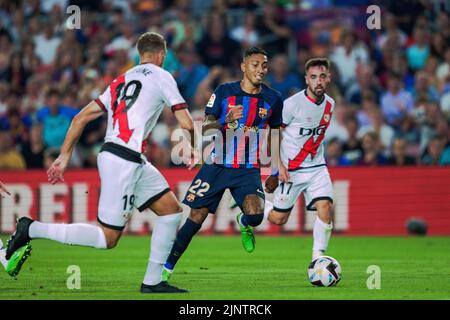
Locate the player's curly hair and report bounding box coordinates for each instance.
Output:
[137,32,167,56]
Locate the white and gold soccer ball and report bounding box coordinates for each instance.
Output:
[308,256,342,287]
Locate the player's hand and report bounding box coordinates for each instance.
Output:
[225,105,243,123]
[47,154,69,184]
[264,175,279,193]
[279,164,289,183]
[184,148,201,170]
[0,181,11,198]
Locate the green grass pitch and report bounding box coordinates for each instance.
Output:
[1,235,449,300]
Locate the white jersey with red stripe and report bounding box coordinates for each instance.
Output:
[95,63,186,153]
[281,89,335,170]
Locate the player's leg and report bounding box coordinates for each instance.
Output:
[265,178,304,226]
[4,151,137,276]
[304,167,334,261]
[162,207,209,279]
[131,161,187,293]
[163,164,225,279]
[231,168,266,253]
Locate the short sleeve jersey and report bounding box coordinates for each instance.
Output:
[205,81,283,168]
[281,89,335,170]
[96,63,187,153]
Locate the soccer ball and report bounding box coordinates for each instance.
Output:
[308,256,342,287]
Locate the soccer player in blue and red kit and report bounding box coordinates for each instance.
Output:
[162,47,283,287]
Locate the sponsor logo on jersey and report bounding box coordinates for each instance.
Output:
[258,107,267,118]
[324,114,330,123]
[299,124,327,136]
[206,94,216,108]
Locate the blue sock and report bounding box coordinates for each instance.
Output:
[240,213,264,227]
[164,218,202,271]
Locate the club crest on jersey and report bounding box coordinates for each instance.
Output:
[324,114,330,123]
[258,108,267,118]
[206,94,216,108]
[186,193,196,202]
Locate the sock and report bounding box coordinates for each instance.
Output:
[164,218,202,271]
[28,221,107,249]
[143,213,181,286]
[313,217,333,253]
[264,200,274,221]
[240,213,264,227]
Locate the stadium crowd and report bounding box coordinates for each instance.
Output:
[0,0,449,170]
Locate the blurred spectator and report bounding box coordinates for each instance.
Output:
[0,128,26,170]
[33,21,61,65]
[196,13,241,68]
[421,135,450,165]
[380,72,414,128]
[436,47,450,85]
[174,41,209,106]
[5,52,29,94]
[36,88,79,148]
[325,137,351,167]
[329,29,369,90]
[0,106,32,145]
[357,131,388,166]
[230,10,259,48]
[406,27,430,72]
[19,124,46,168]
[341,117,363,164]
[386,137,417,166]
[256,1,291,57]
[345,64,381,106]
[266,54,301,99]
[410,70,440,103]
[357,108,395,156]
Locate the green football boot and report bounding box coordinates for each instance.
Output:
[161,266,173,282]
[5,244,32,277]
[236,213,255,253]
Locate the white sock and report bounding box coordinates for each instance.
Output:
[313,216,333,253]
[29,221,107,249]
[143,213,181,285]
[264,200,274,220]
[0,239,7,269]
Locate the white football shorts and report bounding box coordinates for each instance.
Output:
[96,151,170,230]
[273,165,334,212]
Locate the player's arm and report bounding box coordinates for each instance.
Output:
[202,107,243,135]
[173,108,195,148]
[47,100,105,184]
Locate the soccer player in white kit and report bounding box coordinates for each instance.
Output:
[264,58,335,261]
[4,32,194,293]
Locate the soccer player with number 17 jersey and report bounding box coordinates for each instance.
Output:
[264,58,336,261]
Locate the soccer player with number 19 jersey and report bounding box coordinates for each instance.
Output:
[4,32,194,293]
[264,58,336,262]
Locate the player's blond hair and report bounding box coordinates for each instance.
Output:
[137,32,167,56]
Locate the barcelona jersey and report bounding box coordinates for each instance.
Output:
[205,81,283,168]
